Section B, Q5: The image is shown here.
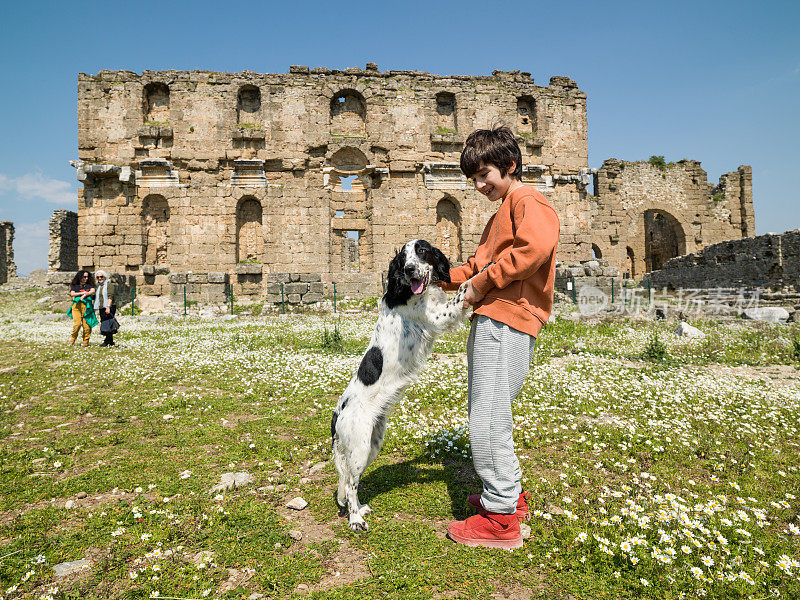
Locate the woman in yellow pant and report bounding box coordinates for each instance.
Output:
[68,270,97,346]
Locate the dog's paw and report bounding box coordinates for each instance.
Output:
[359,504,373,517]
[349,514,369,532]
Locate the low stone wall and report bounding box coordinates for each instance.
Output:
[168,273,229,304]
[265,273,324,305]
[555,260,621,297]
[646,230,800,291]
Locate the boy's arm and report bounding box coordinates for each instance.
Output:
[440,256,479,291]
[469,195,559,295]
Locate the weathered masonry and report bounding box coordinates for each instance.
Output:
[70,65,753,297]
[0,221,16,285]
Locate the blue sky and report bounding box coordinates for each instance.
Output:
[1,0,797,275]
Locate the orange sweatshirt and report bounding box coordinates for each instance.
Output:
[443,185,560,338]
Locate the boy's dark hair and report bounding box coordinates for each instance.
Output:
[71,270,95,287]
[460,126,522,180]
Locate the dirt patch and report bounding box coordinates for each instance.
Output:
[0,490,161,526]
[276,502,370,591]
[492,582,536,600]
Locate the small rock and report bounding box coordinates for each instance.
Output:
[741,307,790,323]
[53,558,92,577]
[37,296,53,304]
[210,472,254,493]
[674,321,706,338]
[299,477,311,484]
[218,314,238,321]
[275,484,288,492]
[309,461,327,474]
[190,550,215,567]
[0,366,19,375]
[32,457,46,464]
[286,497,308,511]
[296,584,309,592]
[546,504,567,515]
[64,500,76,509]
[249,594,266,600]
[520,523,531,539]
[288,530,303,541]
[162,414,175,421]
[77,491,88,499]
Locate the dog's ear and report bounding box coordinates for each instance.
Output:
[430,247,451,283]
[384,248,412,308]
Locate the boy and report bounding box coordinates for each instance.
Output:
[443,126,560,549]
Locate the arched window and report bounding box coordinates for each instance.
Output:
[435,92,457,133]
[143,83,170,124]
[517,96,536,135]
[626,246,636,279]
[142,195,170,265]
[236,197,263,263]
[329,147,368,192]
[592,244,602,260]
[237,85,261,125]
[436,197,461,263]
[330,90,366,136]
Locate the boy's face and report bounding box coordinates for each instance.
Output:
[468,162,517,202]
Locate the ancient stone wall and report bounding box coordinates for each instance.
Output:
[48,210,78,275]
[592,160,754,279]
[646,230,800,291]
[75,66,592,297]
[0,222,15,283]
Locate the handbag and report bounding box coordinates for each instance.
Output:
[100,317,120,335]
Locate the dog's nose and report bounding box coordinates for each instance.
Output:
[404,265,415,276]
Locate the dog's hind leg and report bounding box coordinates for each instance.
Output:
[357,416,388,518]
[343,440,372,531]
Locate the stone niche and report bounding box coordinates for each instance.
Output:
[423,163,467,190]
[136,159,179,187]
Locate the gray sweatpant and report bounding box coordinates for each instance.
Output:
[467,315,536,514]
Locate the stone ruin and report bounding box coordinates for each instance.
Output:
[44,64,755,303]
[0,221,16,285]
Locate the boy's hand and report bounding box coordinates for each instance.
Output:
[463,281,485,309]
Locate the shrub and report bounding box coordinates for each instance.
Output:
[643,333,668,362]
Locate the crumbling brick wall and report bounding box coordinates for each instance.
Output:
[0,222,15,283]
[592,160,754,279]
[647,230,799,291]
[48,210,78,274]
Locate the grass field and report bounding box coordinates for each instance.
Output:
[1,288,799,599]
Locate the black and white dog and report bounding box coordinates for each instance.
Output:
[332,240,469,531]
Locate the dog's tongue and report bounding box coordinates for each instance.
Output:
[411,279,425,294]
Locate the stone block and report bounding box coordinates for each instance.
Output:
[208,272,228,284]
[235,263,263,275]
[188,273,209,284]
[142,265,156,276]
[299,273,321,282]
[287,293,301,303]
[302,292,324,303]
[169,273,188,284]
[309,282,324,294]
[285,282,308,295]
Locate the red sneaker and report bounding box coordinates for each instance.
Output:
[447,512,522,549]
[467,491,530,522]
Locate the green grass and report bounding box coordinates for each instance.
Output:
[0,287,798,599]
